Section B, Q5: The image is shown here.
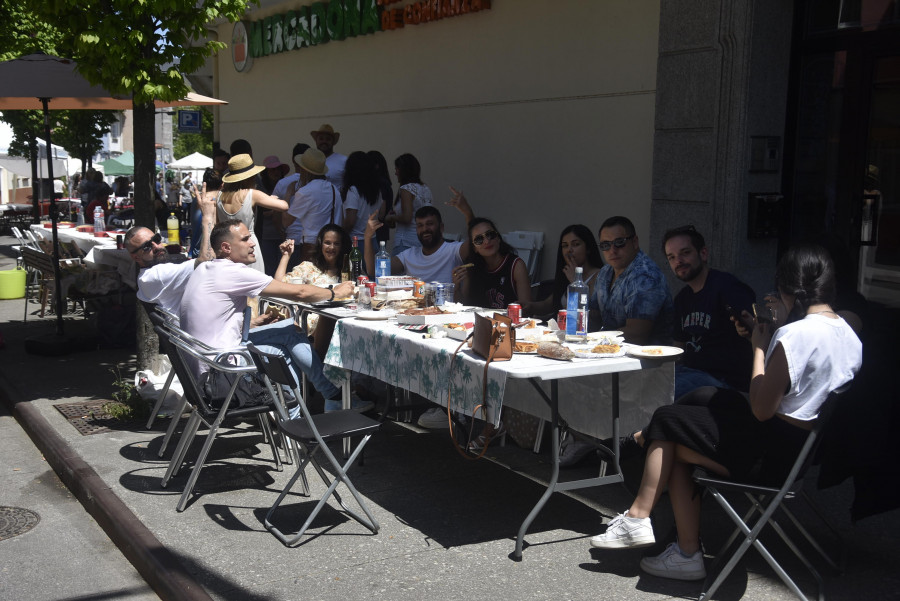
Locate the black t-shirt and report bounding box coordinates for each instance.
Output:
[673,269,755,391]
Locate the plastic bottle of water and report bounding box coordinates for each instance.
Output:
[375,241,391,278]
[566,266,588,338]
[93,206,105,233]
[76,206,85,226]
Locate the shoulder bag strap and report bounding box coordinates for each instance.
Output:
[447,331,499,460]
[329,184,336,225]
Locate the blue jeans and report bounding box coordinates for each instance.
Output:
[674,365,731,401]
[248,320,340,399]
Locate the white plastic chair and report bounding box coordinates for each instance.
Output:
[502,231,544,283]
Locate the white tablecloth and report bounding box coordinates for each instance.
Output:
[324,316,674,438]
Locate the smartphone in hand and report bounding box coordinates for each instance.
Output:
[752,302,775,325]
[726,304,753,330]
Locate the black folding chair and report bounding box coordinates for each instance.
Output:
[156,325,283,512]
[693,388,849,601]
[247,342,382,546]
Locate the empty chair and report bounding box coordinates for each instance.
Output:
[248,342,382,546]
[693,388,849,601]
[156,324,283,511]
[502,231,544,283]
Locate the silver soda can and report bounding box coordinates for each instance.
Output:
[433,282,445,306]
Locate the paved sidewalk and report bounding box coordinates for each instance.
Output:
[1,237,899,601]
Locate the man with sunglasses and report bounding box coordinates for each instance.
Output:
[589,216,673,345]
[663,225,755,398]
[362,186,475,283]
[124,183,216,316]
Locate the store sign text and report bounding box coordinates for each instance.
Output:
[243,0,491,63]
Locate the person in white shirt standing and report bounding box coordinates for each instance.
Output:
[283,148,342,265]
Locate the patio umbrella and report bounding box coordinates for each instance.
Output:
[0,52,226,337]
[99,151,135,176]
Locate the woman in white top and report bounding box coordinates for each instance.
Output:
[589,244,862,581]
[341,151,381,241]
[381,153,432,256]
[216,154,289,273]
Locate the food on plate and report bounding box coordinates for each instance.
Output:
[445,322,473,331]
[515,341,538,353]
[400,306,447,316]
[537,341,575,361]
[519,319,537,329]
[376,298,422,311]
[591,343,621,354]
[642,348,664,355]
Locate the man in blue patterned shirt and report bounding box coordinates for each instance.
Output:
[589,216,673,344]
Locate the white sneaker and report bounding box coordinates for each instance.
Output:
[640,542,706,581]
[590,511,655,549]
[417,407,449,429]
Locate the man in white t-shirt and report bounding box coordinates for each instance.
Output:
[363,187,475,283]
[180,219,369,412]
[310,124,347,189]
[363,188,476,428]
[125,182,216,317]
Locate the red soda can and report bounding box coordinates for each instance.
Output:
[557,310,567,331]
[507,303,522,324]
[356,275,369,286]
[365,281,377,296]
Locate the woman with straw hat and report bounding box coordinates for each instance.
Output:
[217,154,289,273]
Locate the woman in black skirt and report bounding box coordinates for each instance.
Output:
[589,244,862,581]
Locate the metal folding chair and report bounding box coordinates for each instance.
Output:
[693,388,849,601]
[247,342,382,546]
[156,325,283,511]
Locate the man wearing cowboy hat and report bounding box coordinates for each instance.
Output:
[283,147,343,266]
[311,124,347,188]
[272,143,311,249]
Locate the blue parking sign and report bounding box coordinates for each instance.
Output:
[178,110,201,133]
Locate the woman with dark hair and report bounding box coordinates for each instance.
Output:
[523,224,603,318]
[454,217,531,309]
[283,223,352,358]
[369,150,394,250]
[341,151,381,240]
[383,153,433,256]
[589,244,862,582]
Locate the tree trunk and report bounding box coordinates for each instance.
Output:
[133,102,158,371]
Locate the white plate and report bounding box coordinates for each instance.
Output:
[627,345,684,358]
[356,310,394,320]
[587,330,624,339]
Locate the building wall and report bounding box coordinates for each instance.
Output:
[650,0,794,295]
[212,0,661,279]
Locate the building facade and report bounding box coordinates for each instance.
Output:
[208,0,899,308]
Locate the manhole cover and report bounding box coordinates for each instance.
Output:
[0,507,40,541]
[54,401,141,436]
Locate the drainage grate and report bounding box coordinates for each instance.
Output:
[54,400,141,436]
[0,507,40,541]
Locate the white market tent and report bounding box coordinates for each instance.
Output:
[167,151,212,170]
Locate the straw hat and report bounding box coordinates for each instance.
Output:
[222,154,265,183]
[310,124,340,144]
[263,155,290,177]
[297,148,329,176]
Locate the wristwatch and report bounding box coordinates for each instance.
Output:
[328,284,335,301]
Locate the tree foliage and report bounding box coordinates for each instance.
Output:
[52,110,120,172]
[173,106,214,159]
[0,2,62,61]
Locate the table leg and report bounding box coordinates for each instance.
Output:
[512,373,623,560]
[342,370,352,457]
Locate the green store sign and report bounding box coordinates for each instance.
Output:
[232,0,491,72]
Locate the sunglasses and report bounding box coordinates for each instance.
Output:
[130,233,162,254]
[598,235,635,252]
[472,230,500,246]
